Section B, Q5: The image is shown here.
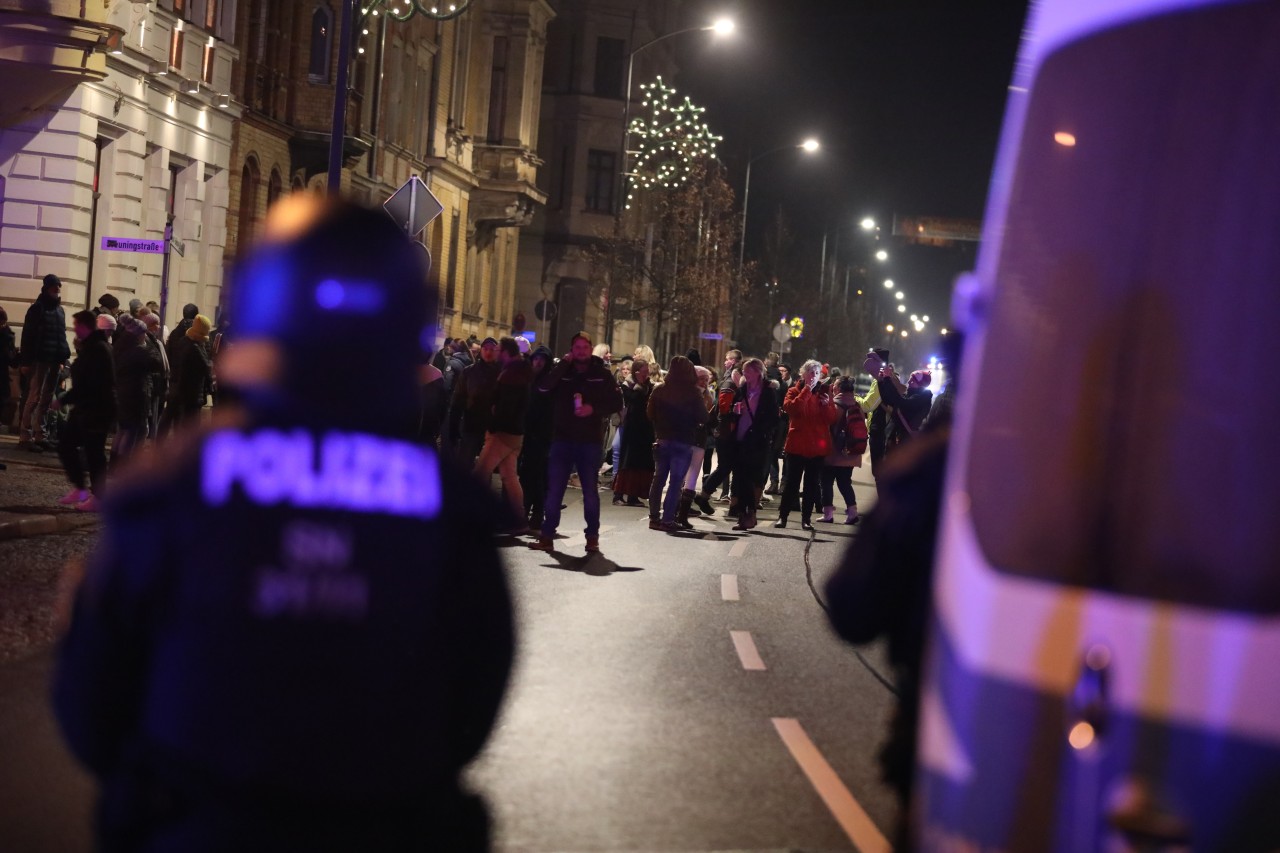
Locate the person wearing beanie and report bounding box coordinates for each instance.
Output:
[53,196,513,851]
[166,302,199,355]
[18,273,71,450]
[92,292,120,319]
[110,315,162,463]
[127,298,144,317]
[95,312,117,335]
[50,310,115,511]
[685,348,702,367]
[164,313,213,431]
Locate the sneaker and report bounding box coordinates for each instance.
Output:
[76,495,102,512]
[58,488,88,506]
[714,493,731,503]
[528,537,554,552]
[648,518,664,530]
[584,536,600,553]
[659,521,679,533]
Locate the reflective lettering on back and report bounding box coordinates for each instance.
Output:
[202,429,442,519]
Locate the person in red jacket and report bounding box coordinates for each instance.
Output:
[776,359,838,530]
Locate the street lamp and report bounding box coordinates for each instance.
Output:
[876,249,889,261]
[619,18,735,216]
[328,0,475,193]
[860,217,876,231]
[736,138,820,276]
[883,279,894,288]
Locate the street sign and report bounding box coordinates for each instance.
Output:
[101,237,165,254]
[534,299,557,321]
[383,175,443,237]
[698,332,724,341]
[772,322,790,345]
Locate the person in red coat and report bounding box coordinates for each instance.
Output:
[776,359,838,530]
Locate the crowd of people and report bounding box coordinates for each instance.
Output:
[419,328,943,554]
[2,274,221,510]
[1,268,944,540]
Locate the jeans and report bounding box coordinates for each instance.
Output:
[475,432,524,525]
[541,441,602,539]
[19,362,59,442]
[781,453,824,520]
[821,465,857,508]
[58,415,108,496]
[649,440,694,523]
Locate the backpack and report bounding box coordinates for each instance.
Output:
[832,402,869,456]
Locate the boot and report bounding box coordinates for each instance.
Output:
[820,505,835,523]
[693,491,715,516]
[845,506,860,525]
[732,506,756,531]
[676,490,695,529]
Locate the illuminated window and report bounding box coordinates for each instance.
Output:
[202,38,215,83]
[170,23,184,69]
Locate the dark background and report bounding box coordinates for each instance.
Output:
[670,0,1030,355]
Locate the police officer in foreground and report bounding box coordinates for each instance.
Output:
[53,197,514,851]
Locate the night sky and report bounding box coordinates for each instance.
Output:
[671,0,1030,332]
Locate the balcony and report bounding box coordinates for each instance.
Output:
[469,142,546,248]
[0,0,121,128]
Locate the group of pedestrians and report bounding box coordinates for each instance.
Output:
[436,327,940,555]
[3,273,219,510]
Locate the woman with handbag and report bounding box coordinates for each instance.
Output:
[726,358,780,531]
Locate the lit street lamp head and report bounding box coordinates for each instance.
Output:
[860,217,876,231]
[709,18,735,35]
[801,138,820,152]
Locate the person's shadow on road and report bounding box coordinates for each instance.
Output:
[532,550,643,577]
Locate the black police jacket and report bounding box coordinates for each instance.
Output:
[53,419,514,851]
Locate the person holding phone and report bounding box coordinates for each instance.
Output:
[776,359,839,530]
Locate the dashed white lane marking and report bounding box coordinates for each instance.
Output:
[729,539,750,558]
[721,574,740,601]
[730,630,766,671]
[771,718,891,853]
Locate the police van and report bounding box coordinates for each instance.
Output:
[920,0,1280,849]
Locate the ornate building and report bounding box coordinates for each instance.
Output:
[227,0,553,345]
[0,0,239,331]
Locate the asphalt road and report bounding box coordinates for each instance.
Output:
[0,458,898,852]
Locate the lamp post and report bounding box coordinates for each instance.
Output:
[731,138,818,342]
[328,0,476,194]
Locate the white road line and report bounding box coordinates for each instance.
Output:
[730,630,766,671]
[729,540,750,558]
[771,718,891,853]
[721,574,740,601]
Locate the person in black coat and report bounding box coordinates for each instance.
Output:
[52,197,513,852]
[52,311,115,510]
[519,346,554,529]
[165,315,213,432]
[725,358,781,531]
[18,274,71,449]
[110,316,161,464]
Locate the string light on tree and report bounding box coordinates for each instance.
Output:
[625,76,723,210]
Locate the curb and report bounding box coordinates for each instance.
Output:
[0,512,100,542]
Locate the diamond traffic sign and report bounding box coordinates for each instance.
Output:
[383,175,443,237]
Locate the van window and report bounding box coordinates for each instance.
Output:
[967,2,1280,613]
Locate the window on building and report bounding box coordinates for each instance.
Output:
[309,5,333,81]
[594,37,625,99]
[205,0,218,31]
[267,168,282,208]
[170,23,185,69]
[447,212,461,309]
[585,149,616,213]
[202,37,215,83]
[239,158,261,243]
[486,36,508,144]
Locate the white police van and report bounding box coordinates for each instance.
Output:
[920,0,1280,849]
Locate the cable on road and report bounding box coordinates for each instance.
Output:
[803,529,899,697]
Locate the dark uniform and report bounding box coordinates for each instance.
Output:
[53,198,514,852]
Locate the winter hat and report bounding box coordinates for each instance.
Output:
[531,345,553,363]
[127,298,144,315]
[514,335,531,354]
[97,292,118,311]
[685,348,702,366]
[187,314,212,341]
[42,273,62,291]
[95,313,117,333]
[481,336,499,348]
[118,315,147,338]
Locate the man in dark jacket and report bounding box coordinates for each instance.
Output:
[142,312,170,438]
[519,346,555,530]
[53,197,513,852]
[529,332,624,554]
[18,274,71,450]
[447,337,500,465]
[879,367,934,455]
[51,311,115,510]
[474,337,533,532]
[165,303,198,357]
[442,337,473,396]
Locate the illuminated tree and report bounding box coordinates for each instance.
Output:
[624,76,723,210]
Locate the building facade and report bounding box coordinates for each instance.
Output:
[227,0,552,347]
[0,0,239,336]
